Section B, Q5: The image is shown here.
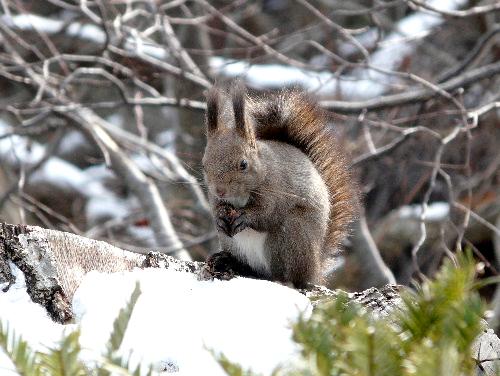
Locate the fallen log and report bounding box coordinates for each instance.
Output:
[0,222,498,375]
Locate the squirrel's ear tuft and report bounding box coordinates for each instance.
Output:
[206,86,219,136]
[232,80,256,148]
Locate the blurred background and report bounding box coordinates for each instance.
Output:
[0,0,498,322]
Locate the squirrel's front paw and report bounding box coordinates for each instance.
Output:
[216,202,247,237]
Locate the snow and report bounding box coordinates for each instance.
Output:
[0,264,69,375]
[1,266,311,375]
[0,119,134,225]
[209,56,395,100]
[2,13,105,45]
[73,268,311,375]
[336,0,460,59]
[79,164,134,225]
[399,201,450,221]
[57,130,89,154]
[2,14,167,60]
[0,132,46,165]
[0,123,87,193]
[0,126,92,197]
[0,112,175,228]
[209,56,354,95]
[0,116,180,230]
[210,0,467,100]
[125,224,157,247]
[338,28,379,57]
[364,0,467,82]
[123,38,168,61]
[155,130,176,150]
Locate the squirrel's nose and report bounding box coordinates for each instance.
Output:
[216,187,226,198]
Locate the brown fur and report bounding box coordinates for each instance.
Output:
[203,83,358,286]
[249,89,358,254]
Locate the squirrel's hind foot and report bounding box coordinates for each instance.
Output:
[206,251,260,280]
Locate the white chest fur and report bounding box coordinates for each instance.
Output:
[232,229,270,276]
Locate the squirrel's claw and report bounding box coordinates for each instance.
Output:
[230,213,247,236]
[215,217,231,236]
[215,202,247,237]
[215,206,232,237]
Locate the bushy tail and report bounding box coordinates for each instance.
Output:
[249,89,358,252]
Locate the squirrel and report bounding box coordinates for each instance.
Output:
[202,82,358,288]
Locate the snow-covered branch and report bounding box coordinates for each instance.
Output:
[0,222,499,375]
[210,0,467,100]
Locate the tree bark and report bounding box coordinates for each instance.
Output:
[0,222,498,374]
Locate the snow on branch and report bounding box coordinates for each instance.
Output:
[210,0,467,100]
[1,13,165,59]
[0,119,136,229]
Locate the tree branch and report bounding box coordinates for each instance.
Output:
[320,61,500,112]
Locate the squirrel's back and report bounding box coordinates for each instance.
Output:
[248,89,358,252]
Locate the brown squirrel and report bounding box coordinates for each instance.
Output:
[202,82,357,288]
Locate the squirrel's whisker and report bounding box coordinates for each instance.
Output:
[257,188,325,211]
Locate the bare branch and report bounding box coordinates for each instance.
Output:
[321,61,500,112]
[408,0,500,18]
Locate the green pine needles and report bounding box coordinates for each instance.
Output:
[0,281,147,376]
[291,253,485,376]
[218,253,490,376]
[0,255,493,376]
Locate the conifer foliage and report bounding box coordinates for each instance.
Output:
[219,253,490,376]
[0,257,493,375]
[0,282,147,376]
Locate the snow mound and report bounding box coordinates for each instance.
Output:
[73,268,311,374]
[1,266,311,375]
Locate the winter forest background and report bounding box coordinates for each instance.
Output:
[0,0,499,329]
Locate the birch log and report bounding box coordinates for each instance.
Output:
[0,222,498,374]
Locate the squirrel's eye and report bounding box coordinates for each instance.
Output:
[239,159,248,171]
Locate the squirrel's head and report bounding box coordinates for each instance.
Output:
[202,83,263,208]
